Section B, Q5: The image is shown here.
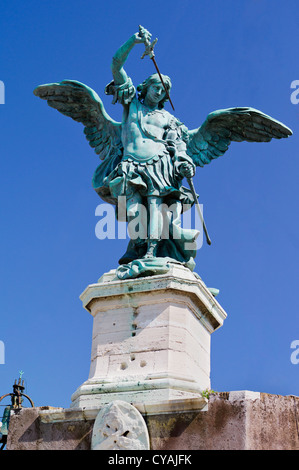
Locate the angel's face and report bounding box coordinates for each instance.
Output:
[145,82,166,107]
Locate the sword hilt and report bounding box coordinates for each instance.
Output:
[139,25,158,59]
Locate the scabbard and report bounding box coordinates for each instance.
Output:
[187,177,212,245]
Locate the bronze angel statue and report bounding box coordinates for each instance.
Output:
[34,27,292,279]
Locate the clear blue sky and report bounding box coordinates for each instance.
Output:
[0,0,298,410]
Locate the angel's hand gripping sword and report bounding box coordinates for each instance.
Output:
[138,25,175,111]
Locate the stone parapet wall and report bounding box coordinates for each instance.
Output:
[6,391,299,450]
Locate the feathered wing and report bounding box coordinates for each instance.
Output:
[186,107,292,167]
[34,79,123,160]
[34,80,123,203]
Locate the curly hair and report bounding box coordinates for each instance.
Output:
[137,73,172,109]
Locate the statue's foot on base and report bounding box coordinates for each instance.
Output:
[116,257,178,280]
[142,239,159,259]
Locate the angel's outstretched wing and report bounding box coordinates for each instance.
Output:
[33,79,123,162]
[186,107,292,167]
[34,80,124,204]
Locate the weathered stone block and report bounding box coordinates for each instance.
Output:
[71,264,227,409]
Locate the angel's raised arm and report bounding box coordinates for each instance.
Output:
[111,28,152,86]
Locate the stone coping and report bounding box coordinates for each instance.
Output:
[37,396,209,424]
[80,264,227,331]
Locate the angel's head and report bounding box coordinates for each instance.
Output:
[137,73,172,109]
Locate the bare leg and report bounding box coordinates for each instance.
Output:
[126,192,147,246]
[144,196,163,258]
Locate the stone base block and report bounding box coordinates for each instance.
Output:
[71,264,227,409]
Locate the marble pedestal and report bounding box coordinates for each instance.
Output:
[71,263,227,411]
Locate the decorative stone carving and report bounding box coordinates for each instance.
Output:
[91,400,150,450]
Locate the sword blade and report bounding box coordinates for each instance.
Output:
[138,26,175,111]
[151,56,175,111]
